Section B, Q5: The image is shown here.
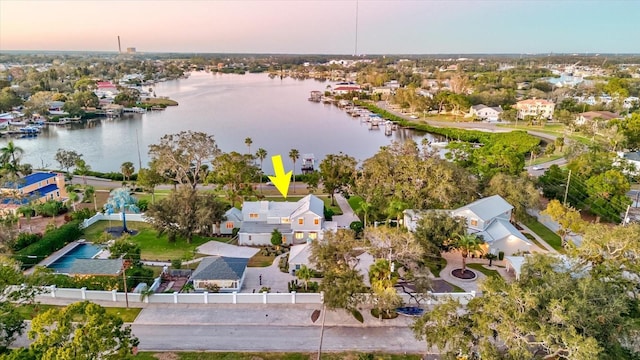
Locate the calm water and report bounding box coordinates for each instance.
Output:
[48,243,103,270]
[6,72,429,173]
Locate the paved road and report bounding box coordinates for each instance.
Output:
[132,324,424,353]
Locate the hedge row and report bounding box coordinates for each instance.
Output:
[14,220,84,269]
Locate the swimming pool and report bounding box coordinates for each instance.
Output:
[47,243,103,271]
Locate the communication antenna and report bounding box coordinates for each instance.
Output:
[354,0,359,56]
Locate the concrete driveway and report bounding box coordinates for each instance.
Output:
[196,241,259,258]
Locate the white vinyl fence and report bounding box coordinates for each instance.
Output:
[81,212,147,229]
[42,286,476,305]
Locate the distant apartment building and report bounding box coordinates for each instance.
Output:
[515,99,555,120]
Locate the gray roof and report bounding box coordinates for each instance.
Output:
[471,104,488,111]
[242,200,299,218]
[224,207,243,222]
[290,195,324,219]
[622,152,640,162]
[475,218,530,244]
[65,259,123,276]
[453,195,513,222]
[190,256,248,281]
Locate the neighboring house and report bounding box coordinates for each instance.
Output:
[189,256,248,292]
[0,172,68,215]
[575,111,620,126]
[617,151,640,175]
[288,243,312,275]
[220,207,242,235]
[515,98,555,120]
[238,194,330,246]
[469,104,503,122]
[333,85,362,95]
[48,100,66,115]
[403,195,534,256]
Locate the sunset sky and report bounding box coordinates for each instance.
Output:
[1,0,638,54]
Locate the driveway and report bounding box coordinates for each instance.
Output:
[242,254,296,293]
[332,193,360,228]
[196,241,259,258]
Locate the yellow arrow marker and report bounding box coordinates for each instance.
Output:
[268,155,292,198]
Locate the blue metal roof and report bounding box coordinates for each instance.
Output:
[21,172,58,187]
[0,183,60,205]
[3,172,58,189]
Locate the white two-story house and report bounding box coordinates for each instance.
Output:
[404,195,535,256]
[238,194,334,246]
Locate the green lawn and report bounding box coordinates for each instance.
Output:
[522,217,564,252]
[466,263,501,279]
[247,252,276,267]
[348,195,364,216]
[136,353,421,360]
[425,256,447,277]
[522,232,547,251]
[16,304,141,322]
[82,221,227,261]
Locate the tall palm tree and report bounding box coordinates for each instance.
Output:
[84,185,97,212]
[296,265,313,291]
[0,141,24,168]
[255,148,267,190]
[75,159,91,186]
[451,233,484,273]
[289,148,299,194]
[357,200,373,228]
[244,137,253,155]
[0,141,25,179]
[121,162,135,183]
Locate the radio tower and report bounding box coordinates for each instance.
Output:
[354,0,359,56]
[117,36,122,53]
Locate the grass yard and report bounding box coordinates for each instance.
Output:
[136,352,421,360]
[82,221,227,261]
[247,252,276,267]
[523,232,547,251]
[425,256,447,277]
[522,218,564,252]
[16,304,141,322]
[466,263,501,279]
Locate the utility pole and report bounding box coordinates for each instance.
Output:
[622,205,631,226]
[563,170,572,206]
[122,261,129,308]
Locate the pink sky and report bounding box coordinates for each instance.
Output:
[1,1,638,54]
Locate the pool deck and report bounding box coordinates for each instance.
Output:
[23,240,99,275]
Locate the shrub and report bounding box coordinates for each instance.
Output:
[137,199,149,212]
[14,220,84,268]
[498,251,505,261]
[70,208,95,221]
[171,259,182,269]
[12,233,42,252]
[324,207,334,221]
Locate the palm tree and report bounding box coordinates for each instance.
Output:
[121,162,135,183]
[296,265,313,291]
[451,233,484,273]
[0,141,24,168]
[75,159,91,186]
[289,149,299,194]
[357,200,373,228]
[255,148,267,190]
[66,184,79,212]
[244,137,253,155]
[84,185,97,212]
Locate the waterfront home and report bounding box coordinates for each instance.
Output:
[189,256,248,292]
[0,172,68,215]
[515,98,555,120]
[333,85,362,95]
[238,194,333,246]
[403,195,535,256]
[468,104,503,122]
[575,111,620,126]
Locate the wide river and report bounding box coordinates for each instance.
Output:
[5,71,430,173]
